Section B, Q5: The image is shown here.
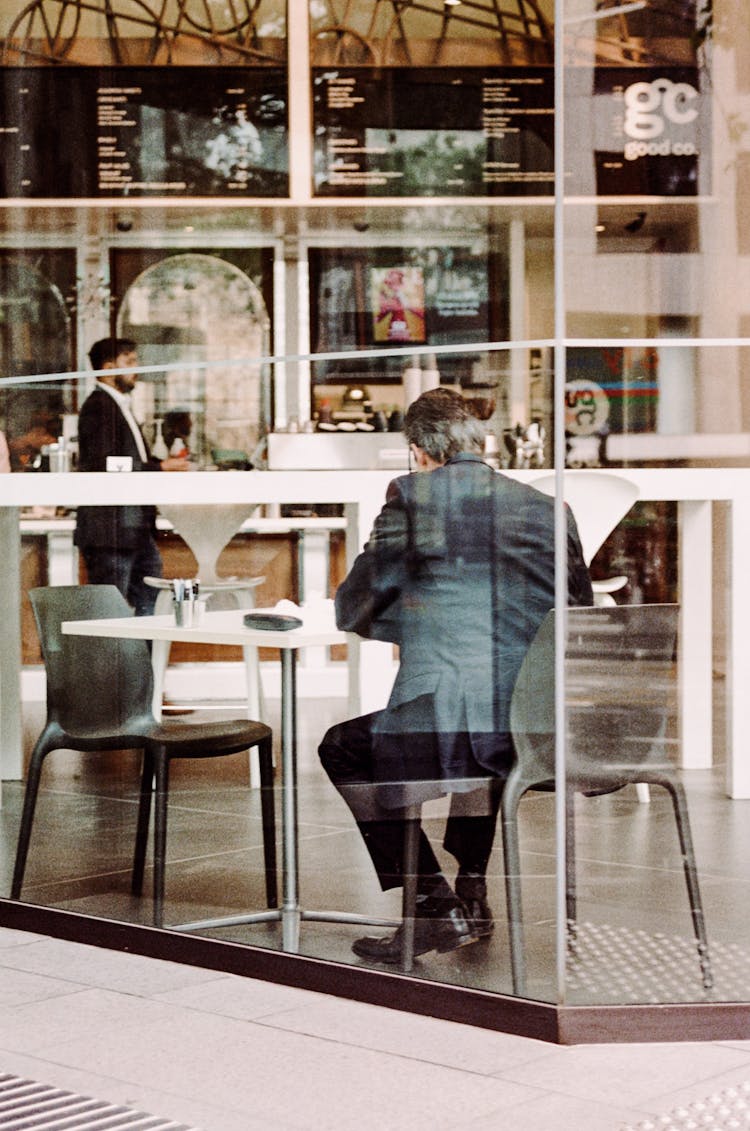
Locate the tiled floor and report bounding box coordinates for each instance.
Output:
[3,685,750,1128]
[1,925,750,1131]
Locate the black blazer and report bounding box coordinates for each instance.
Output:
[74,387,160,550]
[335,453,594,792]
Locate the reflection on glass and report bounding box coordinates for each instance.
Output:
[0,254,74,470]
[3,0,750,1031]
[116,253,270,467]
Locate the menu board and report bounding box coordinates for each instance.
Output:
[0,67,288,198]
[312,66,555,197]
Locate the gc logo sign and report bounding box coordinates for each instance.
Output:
[623,77,699,155]
[565,380,609,437]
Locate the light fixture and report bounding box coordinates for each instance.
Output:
[444,0,462,6]
[595,223,606,233]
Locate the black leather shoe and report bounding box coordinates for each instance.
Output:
[352,904,478,964]
[455,875,494,938]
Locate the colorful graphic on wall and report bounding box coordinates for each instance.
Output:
[371,265,426,343]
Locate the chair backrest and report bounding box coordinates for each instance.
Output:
[509,604,679,791]
[157,504,257,584]
[530,472,639,566]
[29,585,155,736]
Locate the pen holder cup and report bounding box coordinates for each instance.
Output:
[172,596,204,627]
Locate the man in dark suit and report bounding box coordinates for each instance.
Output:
[319,387,593,963]
[75,337,188,615]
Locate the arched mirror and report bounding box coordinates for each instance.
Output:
[116,251,271,467]
[0,253,75,469]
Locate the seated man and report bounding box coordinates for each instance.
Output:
[319,387,593,964]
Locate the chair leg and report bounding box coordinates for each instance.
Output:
[11,743,48,899]
[500,779,527,996]
[152,751,169,928]
[132,749,155,896]
[150,590,173,719]
[666,779,713,990]
[257,735,278,909]
[400,806,422,974]
[565,786,577,926]
[242,644,264,721]
[243,644,264,789]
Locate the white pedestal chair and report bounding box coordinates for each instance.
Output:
[148,503,265,721]
[530,471,639,606]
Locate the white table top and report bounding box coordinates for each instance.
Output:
[62,605,349,651]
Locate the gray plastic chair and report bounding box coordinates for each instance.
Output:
[505,603,712,994]
[12,585,277,927]
[400,604,711,995]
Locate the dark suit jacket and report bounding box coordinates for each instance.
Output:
[74,387,161,550]
[335,453,594,794]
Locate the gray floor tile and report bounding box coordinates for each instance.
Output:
[0,966,83,1008]
[499,1041,750,1106]
[0,936,226,996]
[155,972,333,1019]
[260,994,553,1074]
[0,927,45,947]
[0,988,197,1055]
[49,1011,544,1131]
[625,1060,750,1120]
[449,1091,641,1131]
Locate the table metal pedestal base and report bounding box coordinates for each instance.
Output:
[170,649,400,950]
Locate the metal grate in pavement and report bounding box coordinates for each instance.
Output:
[0,1074,199,1129]
[621,1079,750,1129]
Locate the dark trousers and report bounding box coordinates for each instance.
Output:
[319,711,505,892]
[80,534,163,616]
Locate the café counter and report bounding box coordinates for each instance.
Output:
[1,468,746,800]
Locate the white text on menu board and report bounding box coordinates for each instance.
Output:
[96,85,187,192]
[482,75,554,186]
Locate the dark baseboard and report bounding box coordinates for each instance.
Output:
[1,899,747,1045]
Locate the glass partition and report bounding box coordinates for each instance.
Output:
[1,0,750,1035]
[0,335,746,1013]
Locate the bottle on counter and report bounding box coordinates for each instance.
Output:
[151,419,169,461]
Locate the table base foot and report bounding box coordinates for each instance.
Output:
[168,908,400,944]
[170,909,282,932]
[301,910,400,928]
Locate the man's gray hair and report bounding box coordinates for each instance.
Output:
[404,387,486,463]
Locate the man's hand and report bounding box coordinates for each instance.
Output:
[160,457,190,472]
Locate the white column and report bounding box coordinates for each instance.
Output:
[344,498,398,719]
[287,0,312,202]
[47,528,78,586]
[0,507,22,785]
[509,217,528,426]
[726,495,750,796]
[678,500,713,771]
[298,528,330,671]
